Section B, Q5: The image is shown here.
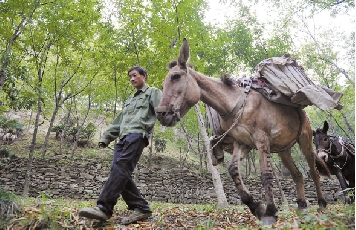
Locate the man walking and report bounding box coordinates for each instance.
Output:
[79,66,162,224]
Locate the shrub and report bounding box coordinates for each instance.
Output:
[0,148,12,158]
[51,124,65,139]
[0,189,20,226]
[155,138,167,153]
[0,116,24,135]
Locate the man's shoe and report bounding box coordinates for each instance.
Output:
[121,209,152,225]
[79,206,110,221]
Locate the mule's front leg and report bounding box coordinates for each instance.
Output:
[229,143,265,220]
[298,128,327,211]
[256,141,278,225]
[335,170,352,204]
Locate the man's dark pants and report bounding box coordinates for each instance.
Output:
[97,133,150,217]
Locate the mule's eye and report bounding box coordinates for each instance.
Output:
[171,74,181,81]
[323,137,328,142]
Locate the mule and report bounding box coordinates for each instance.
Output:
[313,121,355,203]
[155,38,328,225]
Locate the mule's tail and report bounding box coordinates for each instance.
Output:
[315,156,331,177]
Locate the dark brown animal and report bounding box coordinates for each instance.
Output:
[155,38,328,225]
[313,121,355,203]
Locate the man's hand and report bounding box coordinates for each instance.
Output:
[98,142,107,148]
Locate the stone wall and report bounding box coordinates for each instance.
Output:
[0,155,343,205]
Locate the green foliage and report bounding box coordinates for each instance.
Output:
[82,123,97,140]
[197,217,215,229]
[0,116,24,134]
[51,122,97,144]
[68,123,97,141]
[309,0,354,16]
[154,138,167,153]
[0,189,19,227]
[0,147,13,158]
[50,124,64,136]
[0,189,16,203]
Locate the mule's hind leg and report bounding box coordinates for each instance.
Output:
[278,149,308,209]
[228,142,266,220]
[298,120,327,210]
[255,140,278,225]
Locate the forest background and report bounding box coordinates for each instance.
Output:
[0,0,355,229]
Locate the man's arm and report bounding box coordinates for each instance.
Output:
[99,112,123,147]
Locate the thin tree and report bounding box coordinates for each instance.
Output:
[194,104,228,209]
[271,163,288,209]
[23,39,53,196]
[41,52,97,157]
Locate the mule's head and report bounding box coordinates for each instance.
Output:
[155,38,200,126]
[313,121,331,162]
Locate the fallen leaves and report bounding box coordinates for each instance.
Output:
[1,199,355,230]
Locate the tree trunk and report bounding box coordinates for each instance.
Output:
[23,100,42,196]
[70,95,92,158]
[27,110,33,132]
[23,38,50,195]
[42,105,60,157]
[251,151,257,174]
[198,133,203,173]
[340,111,354,138]
[194,104,228,209]
[59,105,72,155]
[272,163,288,209]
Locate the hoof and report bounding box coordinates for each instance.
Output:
[317,206,326,213]
[254,204,266,220]
[297,205,308,212]
[344,197,352,204]
[261,216,277,226]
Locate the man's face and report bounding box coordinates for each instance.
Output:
[128,70,146,90]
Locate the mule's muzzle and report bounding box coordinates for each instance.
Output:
[155,105,181,126]
[155,105,173,117]
[317,150,329,162]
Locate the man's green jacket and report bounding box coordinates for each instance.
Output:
[100,85,162,145]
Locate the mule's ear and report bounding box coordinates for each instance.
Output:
[322,121,329,133]
[178,38,190,69]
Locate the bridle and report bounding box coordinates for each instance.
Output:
[155,67,190,120]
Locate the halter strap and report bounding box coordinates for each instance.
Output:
[220,85,250,120]
[333,152,348,170]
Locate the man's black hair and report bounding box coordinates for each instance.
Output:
[128,66,148,80]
